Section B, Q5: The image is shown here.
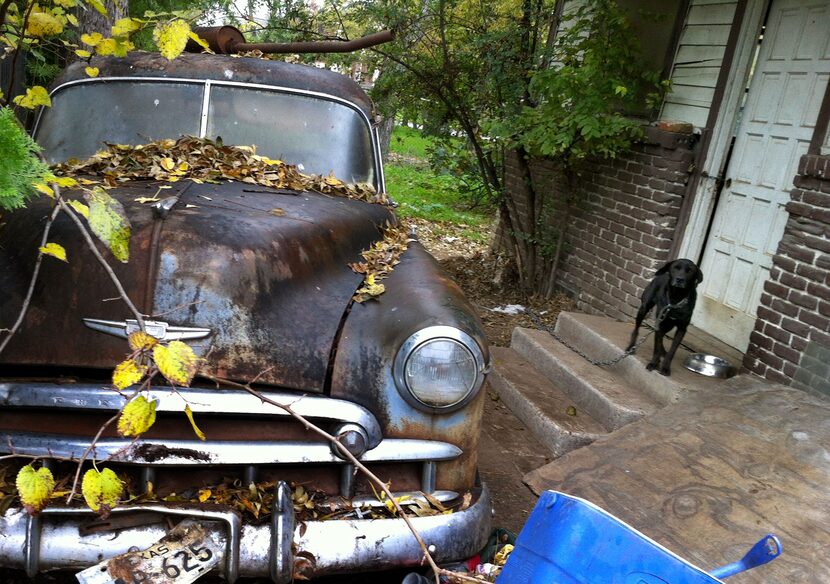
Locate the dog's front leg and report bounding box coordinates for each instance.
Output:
[646,328,666,371]
[659,326,687,376]
[627,302,653,352]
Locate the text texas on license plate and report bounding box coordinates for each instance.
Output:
[76,519,223,584]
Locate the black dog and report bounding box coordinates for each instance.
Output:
[626,259,703,376]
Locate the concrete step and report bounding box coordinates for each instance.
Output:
[488,347,606,458]
[552,312,734,404]
[511,328,660,430]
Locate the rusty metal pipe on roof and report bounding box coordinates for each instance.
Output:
[190,26,395,55]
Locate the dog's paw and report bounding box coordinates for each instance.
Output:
[646,361,659,371]
[659,367,671,376]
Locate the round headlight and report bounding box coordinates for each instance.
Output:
[394,326,486,412]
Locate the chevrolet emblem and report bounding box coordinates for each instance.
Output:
[82,318,212,342]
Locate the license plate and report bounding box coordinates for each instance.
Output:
[76,519,223,584]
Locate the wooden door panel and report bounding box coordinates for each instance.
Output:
[694,0,829,350]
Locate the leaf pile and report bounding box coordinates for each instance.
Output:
[350,223,411,302]
[56,136,390,205]
[124,475,463,523]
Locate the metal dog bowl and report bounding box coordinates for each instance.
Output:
[684,353,735,378]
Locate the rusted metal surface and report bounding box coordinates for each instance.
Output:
[236,30,395,55]
[0,180,393,389]
[49,52,376,118]
[188,26,245,54]
[330,241,489,491]
[0,183,159,368]
[190,27,395,56]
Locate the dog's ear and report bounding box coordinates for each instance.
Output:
[695,268,704,285]
[655,261,674,276]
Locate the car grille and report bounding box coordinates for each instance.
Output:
[0,382,459,500]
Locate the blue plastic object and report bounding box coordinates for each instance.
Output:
[496,491,781,584]
[708,534,781,579]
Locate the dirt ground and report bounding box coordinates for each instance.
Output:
[409,218,574,348]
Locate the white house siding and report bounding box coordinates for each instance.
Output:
[660,0,739,128]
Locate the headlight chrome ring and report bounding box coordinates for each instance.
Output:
[393,326,487,413]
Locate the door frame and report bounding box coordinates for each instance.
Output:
[675,0,771,264]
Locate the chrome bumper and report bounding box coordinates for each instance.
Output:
[0,483,492,582]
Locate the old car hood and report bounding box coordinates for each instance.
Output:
[0,180,394,391]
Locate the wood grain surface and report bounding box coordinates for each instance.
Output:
[524,376,830,583]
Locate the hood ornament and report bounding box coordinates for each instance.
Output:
[82,318,212,342]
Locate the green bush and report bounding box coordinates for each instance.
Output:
[0,107,49,211]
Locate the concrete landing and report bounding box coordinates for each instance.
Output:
[524,375,830,583]
[554,312,735,404]
[488,312,739,460]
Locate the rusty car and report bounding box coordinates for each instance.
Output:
[0,32,491,582]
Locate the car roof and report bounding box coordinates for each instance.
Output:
[52,52,375,118]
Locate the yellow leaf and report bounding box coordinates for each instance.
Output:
[128,331,158,351]
[187,30,211,52]
[13,86,51,109]
[87,0,108,16]
[160,157,175,171]
[153,341,199,386]
[153,19,190,60]
[198,488,212,503]
[184,404,206,441]
[117,395,156,436]
[74,49,92,59]
[111,17,141,38]
[53,176,78,188]
[85,187,131,262]
[55,0,78,8]
[112,359,147,391]
[81,467,123,515]
[85,66,99,78]
[39,242,68,262]
[80,32,103,47]
[94,37,116,55]
[67,199,89,218]
[26,11,64,37]
[16,465,55,514]
[32,182,54,197]
[67,13,79,26]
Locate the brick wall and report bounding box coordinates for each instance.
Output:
[745,154,830,396]
[503,126,696,321]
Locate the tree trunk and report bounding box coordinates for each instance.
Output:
[377,114,395,165]
[544,169,574,297]
[76,0,128,37]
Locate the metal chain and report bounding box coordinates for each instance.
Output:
[523,308,654,367]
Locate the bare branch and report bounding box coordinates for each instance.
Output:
[65,410,121,504]
[201,373,487,584]
[54,189,146,330]
[0,204,62,357]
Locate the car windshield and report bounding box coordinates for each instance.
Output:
[35,80,376,185]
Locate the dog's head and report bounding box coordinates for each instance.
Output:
[655,259,703,290]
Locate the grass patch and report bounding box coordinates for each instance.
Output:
[390,125,434,160]
[384,162,492,242]
[384,124,495,243]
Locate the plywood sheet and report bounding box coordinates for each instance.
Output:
[524,376,830,583]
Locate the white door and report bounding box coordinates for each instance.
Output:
[694,0,830,350]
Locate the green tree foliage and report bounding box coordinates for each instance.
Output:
[0,107,48,210]
[504,0,669,167]
[347,0,555,208]
[491,0,669,294]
